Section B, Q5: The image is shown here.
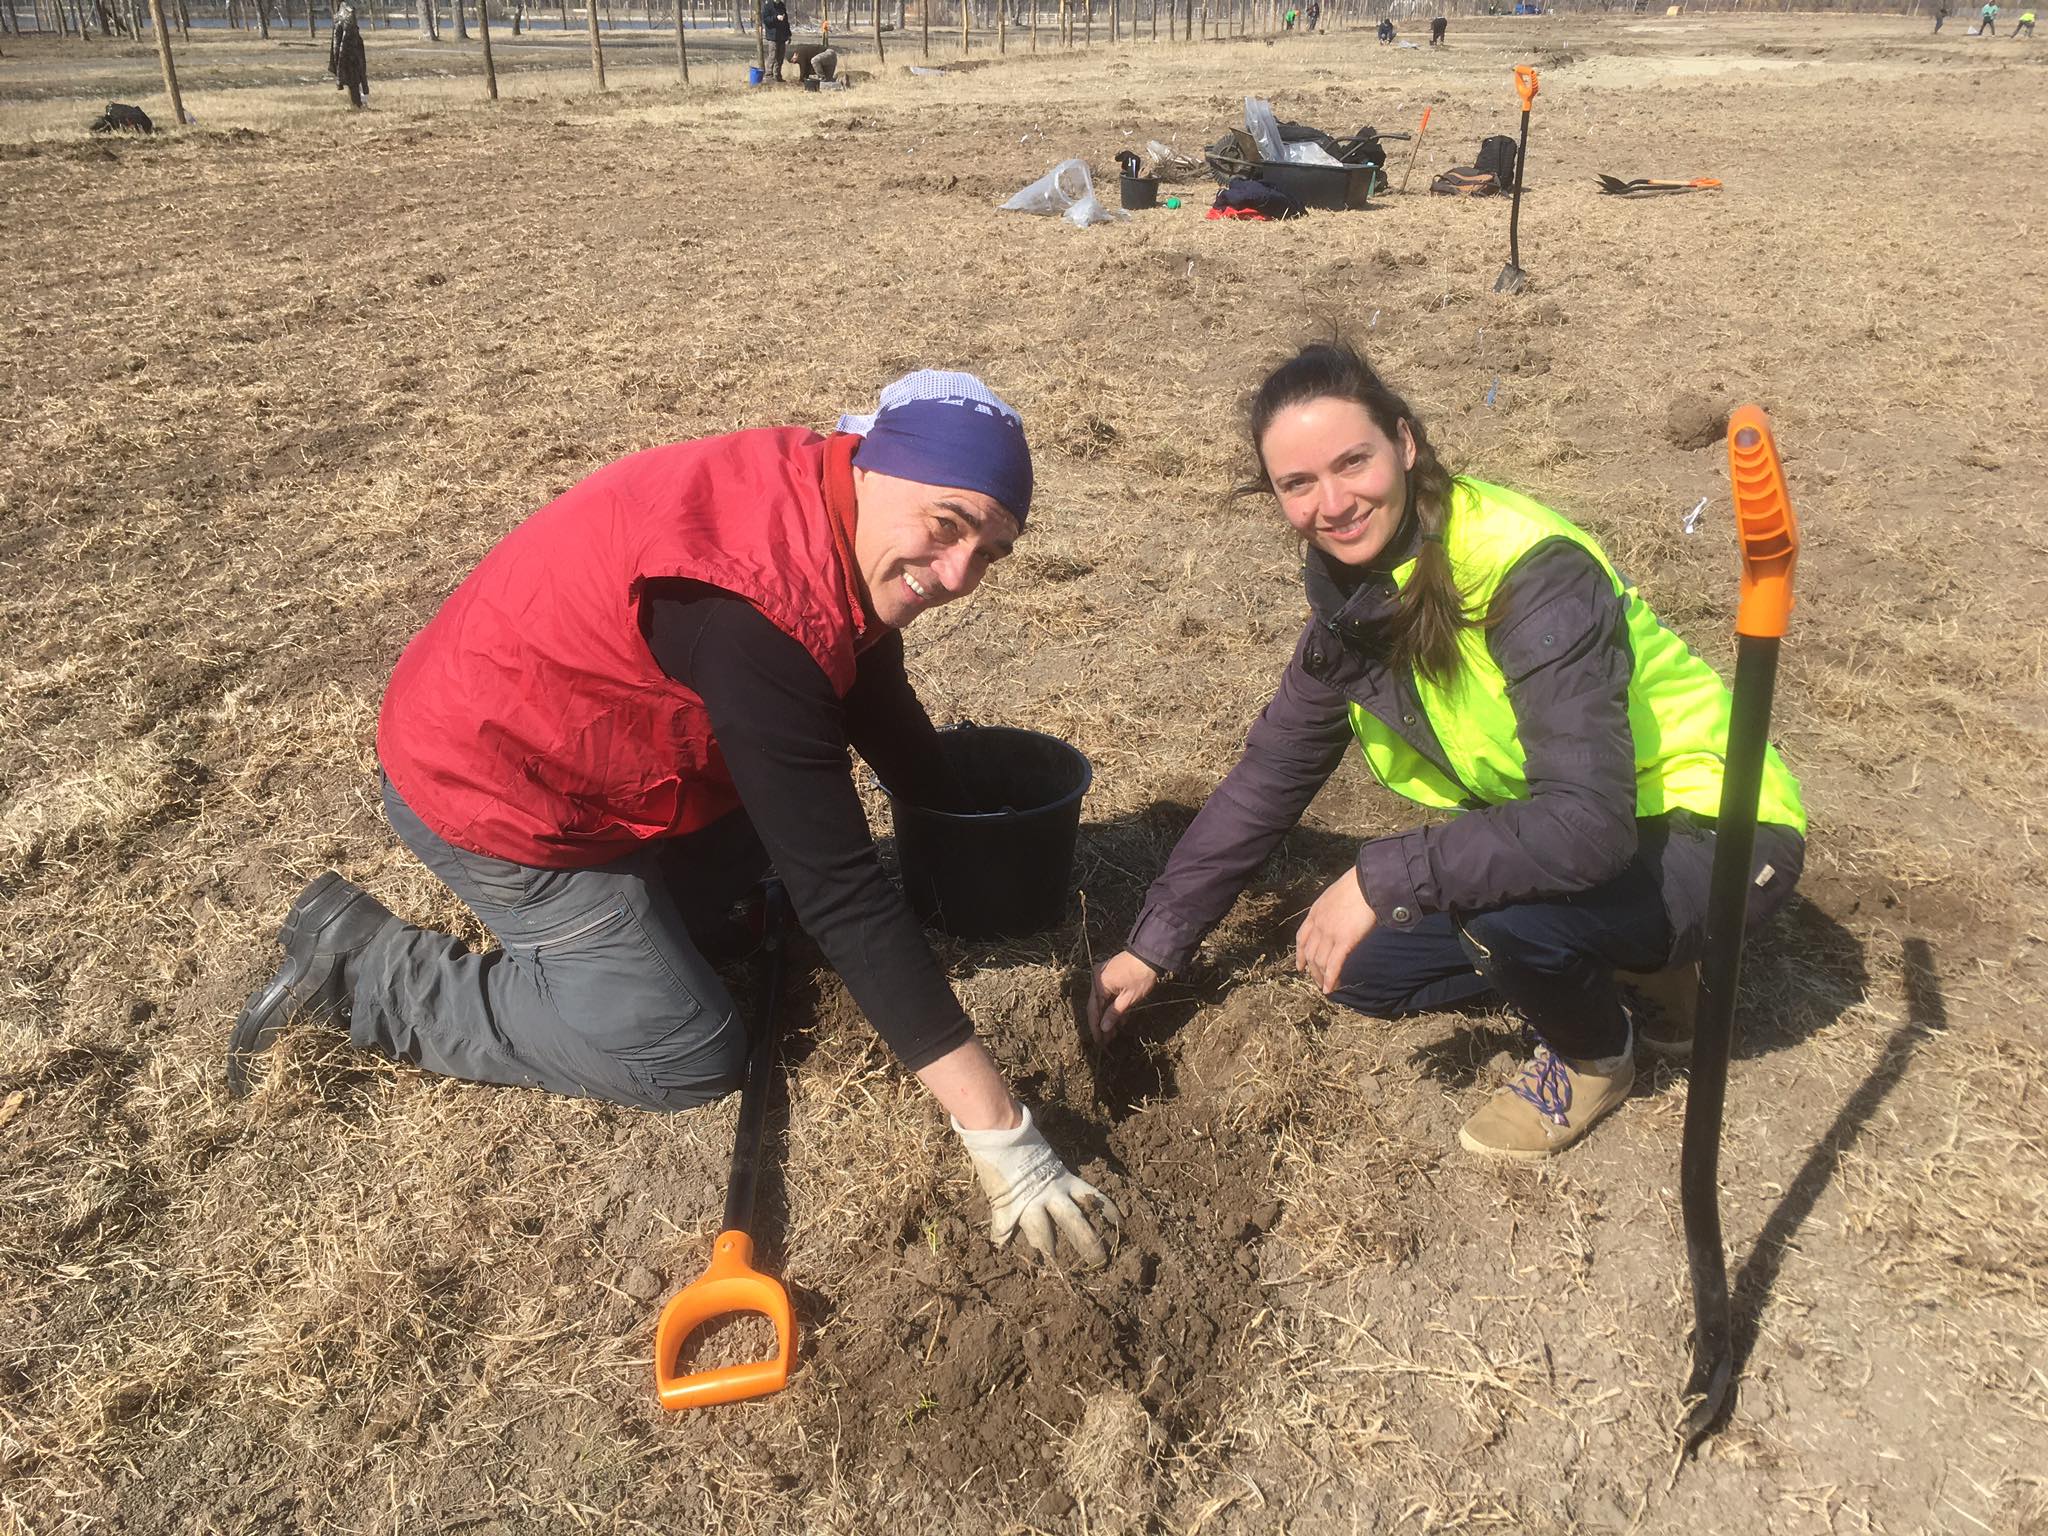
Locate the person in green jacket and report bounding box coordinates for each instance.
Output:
[1089,340,1807,1159]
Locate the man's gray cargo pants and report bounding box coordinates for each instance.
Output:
[347,777,764,1110]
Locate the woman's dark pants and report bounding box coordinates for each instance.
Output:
[1330,814,1802,1059]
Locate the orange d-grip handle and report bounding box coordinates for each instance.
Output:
[1514,65,1539,112]
[1725,405,1800,639]
[654,1231,797,1411]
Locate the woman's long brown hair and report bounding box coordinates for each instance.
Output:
[1238,339,1474,683]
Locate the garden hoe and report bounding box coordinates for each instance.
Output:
[1494,66,1540,293]
[1675,406,1801,1457]
[655,881,798,1412]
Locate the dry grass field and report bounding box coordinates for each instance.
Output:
[4,11,2047,1534]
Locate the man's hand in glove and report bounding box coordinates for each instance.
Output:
[953,1105,1121,1267]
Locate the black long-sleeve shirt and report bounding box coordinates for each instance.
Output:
[644,584,974,1072]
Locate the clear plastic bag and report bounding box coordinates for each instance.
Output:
[1243,97,1287,161]
[1000,158,1128,228]
[1145,139,1206,182]
[1283,140,1344,167]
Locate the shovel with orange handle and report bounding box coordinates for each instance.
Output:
[655,881,798,1412]
[1494,65,1540,292]
[1675,406,1800,1455]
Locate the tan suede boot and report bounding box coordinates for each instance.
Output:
[1617,962,1698,1061]
[1457,1040,1636,1160]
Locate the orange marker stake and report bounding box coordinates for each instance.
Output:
[1397,106,1433,194]
[1675,406,1802,1458]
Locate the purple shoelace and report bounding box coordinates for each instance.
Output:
[1507,1046,1574,1127]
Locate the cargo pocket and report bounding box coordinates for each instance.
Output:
[523,896,731,1108]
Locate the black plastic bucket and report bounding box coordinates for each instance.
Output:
[1120,173,1161,210]
[887,725,1092,940]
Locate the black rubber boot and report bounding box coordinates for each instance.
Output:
[227,872,398,1098]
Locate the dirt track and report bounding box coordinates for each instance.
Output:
[3,13,2047,1535]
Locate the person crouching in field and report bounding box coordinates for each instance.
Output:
[1088,342,1807,1160]
[230,371,1122,1268]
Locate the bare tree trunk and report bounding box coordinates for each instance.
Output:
[454,0,468,40]
[256,0,270,36]
[558,0,567,28]
[479,0,498,92]
[870,0,882,58]
[417,0,436,36]
[587,0,605,83]
[146,0,184,119]
[956,0,964,49]
[921,0,927,52]
[673,0,687,79]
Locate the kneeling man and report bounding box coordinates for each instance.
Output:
[230,371,1119,1268]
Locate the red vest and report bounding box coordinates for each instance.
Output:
[378,428,869,867]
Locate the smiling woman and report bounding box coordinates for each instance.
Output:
[1091,338,1809,1163]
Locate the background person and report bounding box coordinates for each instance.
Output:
[760,0,791,79]
[1088,341,1807,1161]
[230,372,1121,1268]
[790,40,839,81]
[328,2,368,110]
[1431,13,1448,43]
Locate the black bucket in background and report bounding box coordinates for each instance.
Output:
[1120,173,1161,210]
[886,725,1093,941]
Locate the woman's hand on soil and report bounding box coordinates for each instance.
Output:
[1296,868,1378,993]
[1088,951,1160,1045]
[954,1104,1122,1268]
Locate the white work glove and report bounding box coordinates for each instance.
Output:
[953,1105,1122,1268]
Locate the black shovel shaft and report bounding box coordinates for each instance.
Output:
[1678,633,1781,1422]
[1506,106,1533,268]
[723,881,792,1238]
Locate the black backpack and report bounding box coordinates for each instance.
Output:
[1475,134,1519,188]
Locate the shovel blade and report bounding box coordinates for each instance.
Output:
[1494,262,1527,294]
[1676,1340,1733,1451]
